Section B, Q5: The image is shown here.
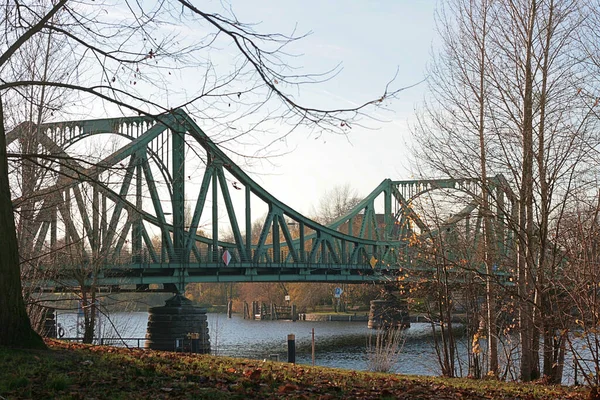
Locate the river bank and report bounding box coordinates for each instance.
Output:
[298,312,469,323]
[0,340,588,399]
[300,312,369,322]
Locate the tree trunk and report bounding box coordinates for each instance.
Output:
[82,288,97,344]
[0,95,45,349]
[519,0,539,381]
[536,0,564,384]
[475,7,498,374]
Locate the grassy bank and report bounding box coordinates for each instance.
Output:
[0,340,588,399]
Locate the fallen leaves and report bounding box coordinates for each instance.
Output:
[0,340,591,400]
[277,383,299,393]
[244,368,262,381]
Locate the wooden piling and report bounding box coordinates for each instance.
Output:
[287,334,296,363]
[311,328,315,366]
[243,301,249,319]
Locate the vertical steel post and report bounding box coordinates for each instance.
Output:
[212,161,219,262]
[384,187,391,240]
[101,193,107,249]
[367,207,373,240]
[50,195,57,253]
[273,217,280,263]
[133,156,143,263]
[245,185,251,257]
[496,183,506,258]
[92,184,99,255]
[299,222,305,263]
[172,127,185,263]
[311,328,315,366]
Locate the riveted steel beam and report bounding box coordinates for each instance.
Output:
[11,109,518,291]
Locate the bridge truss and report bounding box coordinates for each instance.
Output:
[8,109,516,292]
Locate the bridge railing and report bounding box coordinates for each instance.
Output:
[42,244,409,270]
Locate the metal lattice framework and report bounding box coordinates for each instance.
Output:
[9,109,516,292]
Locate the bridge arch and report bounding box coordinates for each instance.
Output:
[8,109,516,292]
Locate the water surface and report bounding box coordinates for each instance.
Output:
[57,311,444,375]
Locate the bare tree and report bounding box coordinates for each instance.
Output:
[6,6,79,336]
[559,193,600,386]
[414,0,594,382]
[313,184,362,225]
[414,0,500,376]
[1,1,407,348]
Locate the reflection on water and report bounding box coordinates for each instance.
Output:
[57,311,452,376]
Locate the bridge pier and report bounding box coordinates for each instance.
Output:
[145,294,210,354]
[368,289,410,329]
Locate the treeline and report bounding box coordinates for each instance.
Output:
[184,282,380,313]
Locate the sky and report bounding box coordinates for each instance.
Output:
[216,1,439,217]
[34,0,440,233]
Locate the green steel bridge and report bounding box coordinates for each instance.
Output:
[9,109,516,293]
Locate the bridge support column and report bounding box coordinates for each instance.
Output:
[368,290,410,329]
[145,294,210,354]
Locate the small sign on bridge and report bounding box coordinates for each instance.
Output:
[222,250,232,266]
[369,256,377,268]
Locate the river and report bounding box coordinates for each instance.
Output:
[56,312,580,383]
[57,311,449,375]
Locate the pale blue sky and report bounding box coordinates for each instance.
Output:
[224,1,439,215]
[60,1,439,229]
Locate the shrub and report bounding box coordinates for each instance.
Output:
[366,327,405,373]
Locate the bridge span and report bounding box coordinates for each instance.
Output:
[9,109,515,292]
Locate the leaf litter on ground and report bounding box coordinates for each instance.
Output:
[0,339,590,399]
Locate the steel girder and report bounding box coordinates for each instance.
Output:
[9,109,517,291]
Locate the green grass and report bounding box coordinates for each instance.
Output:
[46,373,71,391]
[0,340,590,399]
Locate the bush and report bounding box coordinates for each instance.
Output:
[366,327,405,373]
